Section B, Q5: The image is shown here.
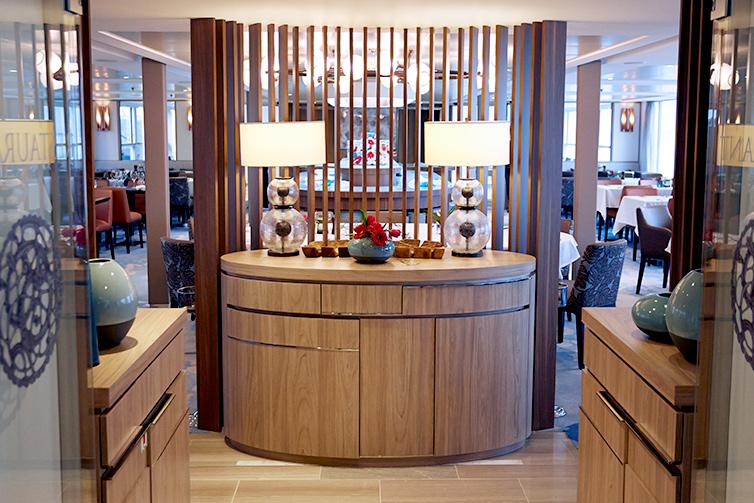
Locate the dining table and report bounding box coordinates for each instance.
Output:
[559,232,580,269]
[596,185,673,220]
[612,195,672,235]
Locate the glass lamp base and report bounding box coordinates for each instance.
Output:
[452,250,484,257]
[267,249,300,257]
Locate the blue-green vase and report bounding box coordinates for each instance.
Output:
[631,292,672,343]
[666,269,702,363]
[88,258,138,349]
[348,238,395,264]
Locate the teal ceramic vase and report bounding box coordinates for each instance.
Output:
[666,269,702,363]
[631,292,672,343]
[348,238,395,264]
[88,258,138,349]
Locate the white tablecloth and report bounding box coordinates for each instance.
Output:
[613,195,671,235]
[597,185,673,219]
[559,232,580,268]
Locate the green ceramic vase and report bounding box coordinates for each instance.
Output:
[88,258,138,349]
[347,238,395,264]
[631,292,672,343]
[666,269,702,363]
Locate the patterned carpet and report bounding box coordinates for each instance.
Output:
[109,222,668,442]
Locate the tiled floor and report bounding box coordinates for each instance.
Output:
[190,431,577,502]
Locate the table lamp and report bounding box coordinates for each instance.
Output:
[240,121,326,256]
[424,121,510,256]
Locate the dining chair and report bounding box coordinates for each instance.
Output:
[558,239,626,369]
[188,217,194,241]
[597,179,622,185]
[160,237,195,308]
[640,172,663,180]
[560,218,573,234]
[107,187,143,254]
[93,187,115,259]
[561,178,574,219]
[620,186,658,258]
[604,185,658,242]
[639,179,658,186]
[169,177,192,225]
[635,206,672,294]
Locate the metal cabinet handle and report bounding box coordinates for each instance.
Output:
[597,391,625,423]
[151,393,175,425]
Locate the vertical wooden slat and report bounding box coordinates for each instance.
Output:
[413,27,421,240]
[247,23,263,249]
[468,26,479,181]
[237,23,246,249]
[335,27,342,239]
[376,27,382,222]
[427,27,435,241]
[480,26,491,220]
[389,27,395,220]
[215,20,229,256]
[440,27,449,244]
[14,23,24,119]
[307,26,316,239]
[349,28,355,232]
[492,25,508,251]
[80,8,94,257]
[322,26,329,244]
[402,28,408,232]
[225,21,243,252]
[456,27,464,179]
[362,27,368,214]
[267,24,276,190]
[278,24,289,197]
[293,26,301,211]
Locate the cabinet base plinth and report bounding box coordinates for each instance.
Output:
[225,437,527,467]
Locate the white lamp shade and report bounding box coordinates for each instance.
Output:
[424,121,510,166]
[240,121,327,166]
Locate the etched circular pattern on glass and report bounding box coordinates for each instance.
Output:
[733,217,754,371]
[0,214,62,387]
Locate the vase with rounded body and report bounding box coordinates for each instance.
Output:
[89,258,138,349]
[348,238,395,264]
[631,292,672,343]
[666,269,702,363]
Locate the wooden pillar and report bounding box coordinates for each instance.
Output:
[573,61,601,259]
[510,20,567,430]
[142,57,170,305]
[491,25,508,250]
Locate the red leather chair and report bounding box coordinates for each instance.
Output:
[93,187,114,259]
[106,187,143,254]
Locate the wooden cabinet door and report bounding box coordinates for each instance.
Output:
[434,311,531,456]
[360,318,435,457]
[577,411,625,503]
[151,413,190,503]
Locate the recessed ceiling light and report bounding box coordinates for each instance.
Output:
[124,76,130,79]
[623,61,643,65]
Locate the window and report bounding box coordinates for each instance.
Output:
[120,101,144,160]
[657,100,677,178]
[563,107,577,161]
[562,105,612,162]
[167,101,176,160]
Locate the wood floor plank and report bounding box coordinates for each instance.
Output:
[232,480,380,502]
[518,477,577,502]
[456,464,578,479]
[321,466,458,480]
[380,479,528,502]
[190,479,238,503]
[190,465,322,481]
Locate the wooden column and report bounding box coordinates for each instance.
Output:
[573,60,601,261]
[247,23,263,249]
[491,25,508,250]
[510,20,566,430]
[142,57,170,305]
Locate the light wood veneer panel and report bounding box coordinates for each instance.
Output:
[223,274,320,314]
[627,429,679,503]
[360,319,435,457]
[102,432,149,503]
[576,411,624,503]
[151,413,190,503]
[403,279,530,316]
[147,371,188,466]
[580,369,627,462]
[322,284,402,315]
[434,311,530,455]
[226,337,359,459]
[227,310,359,349]
[100,331,184,467]
[584,330,683,462]
[624,465,662,503]
[122,468,151,503]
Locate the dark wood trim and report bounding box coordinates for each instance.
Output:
[81,0,96,258]
[247,23,262,249]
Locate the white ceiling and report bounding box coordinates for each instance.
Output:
[89,0,682,103]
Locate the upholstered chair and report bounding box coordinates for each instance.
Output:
[635,206,672,294]
[160,237,195,308]
[93,187,115,259]
[561,178,574,219]
[106,187,143,253]
[169,177,191,225]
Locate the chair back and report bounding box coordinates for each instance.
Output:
[188,217,194,241]
[598,179,622,185]
[160,237,195,306]
[560,218,573,234]
[169,177,190,206]
[640,172,663,180]
[568,239,627,310]
[95,178,110,187]
[106,187,132,224]
[620,185,658,202]
[561,178,574,208]
[93,187,112,225]
[639,179,658,186]
[636,208,672,257]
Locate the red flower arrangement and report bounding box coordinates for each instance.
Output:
[353,210,401,246]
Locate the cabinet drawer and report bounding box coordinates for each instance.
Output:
[584,329,683,462]
[322,284,402,315]
[402,279,530,316]
[577,411,624,503]
[147,371,187,466]
[151,412,190,503]
[227,310,359,349]
[624,465,661,503]
[224,275,320,314]
[102,431,149,503]
[122,468,151,503]
[627,429,679,503]
[100,331,184,467]
[580,370,628,462]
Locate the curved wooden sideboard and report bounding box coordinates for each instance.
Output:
[220,250,537,466]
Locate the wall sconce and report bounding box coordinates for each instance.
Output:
[187,105,193,131]
[95,105,110,131]
[620,107,634,133]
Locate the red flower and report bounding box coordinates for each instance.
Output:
[366,215,375,225]
[389,228,401,238]
[372,227,388,246]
